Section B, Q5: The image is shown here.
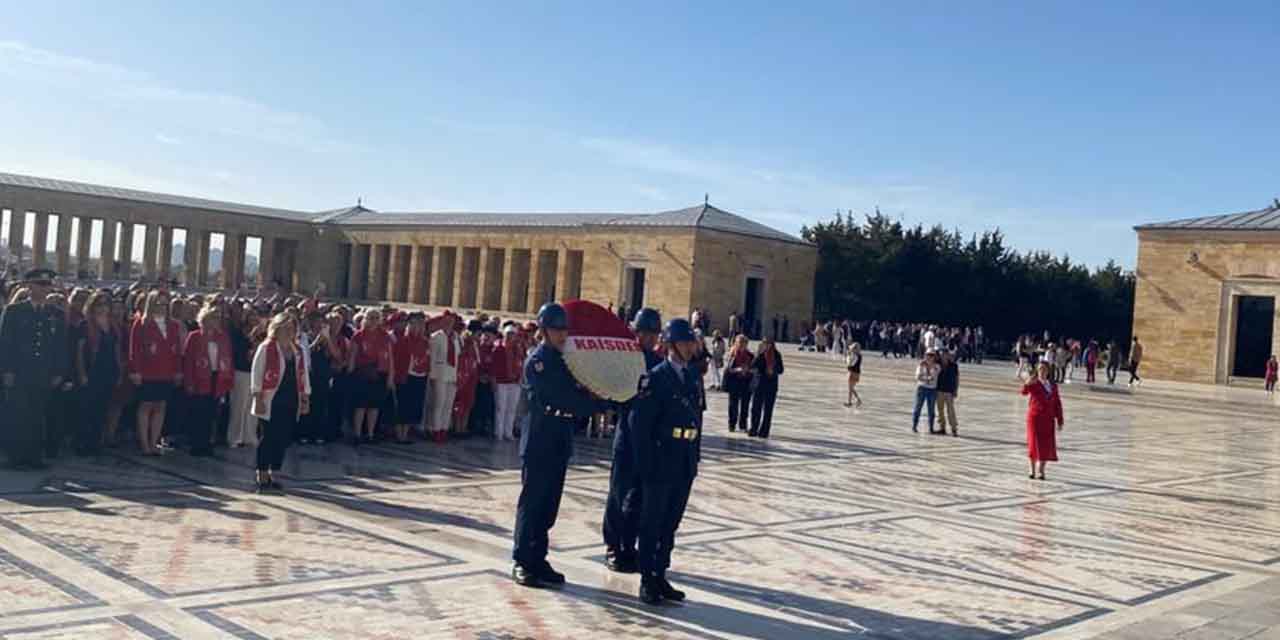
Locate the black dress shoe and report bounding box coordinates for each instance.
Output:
[659,577,686,602]
[512,563,545,588]
[605,549,638,574]
[537,562,566,585]
[639,577,663,605]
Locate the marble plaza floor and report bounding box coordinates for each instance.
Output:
[2,350,1280,639]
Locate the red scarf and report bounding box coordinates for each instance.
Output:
[262,340,307,403]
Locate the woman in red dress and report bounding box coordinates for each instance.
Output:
[1021,361,1064,480]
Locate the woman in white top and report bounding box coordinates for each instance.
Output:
[844,342,863,408]
[709,330,726,390]
[911,349,940,433]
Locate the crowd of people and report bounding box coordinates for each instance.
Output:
[1011,332,1143,387]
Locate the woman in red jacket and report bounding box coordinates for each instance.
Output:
[129,290,183,456]
[1021,361,1065,480]
[349,309,394,445]
[183,305,234,457]
[393,312,430,444]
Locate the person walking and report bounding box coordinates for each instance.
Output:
[1106,340,1122,385]
[749,337,784,438]
[603,307,663,574]
[844,342,863,407]
[631,318,702,605]
[0,269,69,470]
[935,349,959,436]
[724,335,753,432]
[709,330,726,391]
[1127,336,1144,386]
[1265,354,1277,394]
[250,313,310,493]
[182,306,233,457]
[1085,340,1099,384]
[911,350,940,433]
[512,303,606,589]
[1022,361,1064,480]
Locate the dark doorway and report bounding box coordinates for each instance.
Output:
[1233,295,1275,378]
[743,277,763,338]
[627,267,646,312]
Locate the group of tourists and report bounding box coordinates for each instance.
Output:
[1012,333,1143,387]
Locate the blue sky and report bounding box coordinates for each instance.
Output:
[2,1,1278,268]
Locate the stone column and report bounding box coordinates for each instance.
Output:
[98,219,117,279]
[258,236,275,287]
[53,214,72,275]
[386,245,404,302]
[157,226,174,280]
[186,229,205,286]
[453,247,475,309]
[407,245,429,304]
[528,249,549,312]
[555,248,574,303]
[501,248,520,312]
[141,223,159,279]
[117,222,135,279]
[347,243,368,299]
[430,246,451,307]
[32,212,49,268]
[75,217,92,277]
[477,246,494,310]
[367,244,389,301]
[222,232,243,289]
[7,207,25,265]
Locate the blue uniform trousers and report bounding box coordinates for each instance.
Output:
[512,457,569,567]
[637,473,695,576]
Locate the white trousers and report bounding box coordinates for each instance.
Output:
[430,380,457,433]
[494,383,521,440]
[228,371,258,446]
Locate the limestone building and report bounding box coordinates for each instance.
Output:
[0,172,816,334]
[1133,201,1280,384]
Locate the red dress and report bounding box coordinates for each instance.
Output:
[1022,380,1063,461]
[452,335,480,420]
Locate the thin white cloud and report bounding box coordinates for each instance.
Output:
[0,40,361,155]
[155,133,182,146]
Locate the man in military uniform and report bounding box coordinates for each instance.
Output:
[512,302,606,588]
[602,307,663,573]
[0,269,69,470]
[631,318,703,605]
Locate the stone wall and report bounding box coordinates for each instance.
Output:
[1133,230,1280,383]
[691,229,817,337]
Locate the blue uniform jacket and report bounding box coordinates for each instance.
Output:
[520,343,602,463]
[612,348,664,456]
[630,360,703,483]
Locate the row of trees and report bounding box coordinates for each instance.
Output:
[800,211,1135,345]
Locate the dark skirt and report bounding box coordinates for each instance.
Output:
[397,375,427,424]
[136,381,174,403]
[356,373,389,409]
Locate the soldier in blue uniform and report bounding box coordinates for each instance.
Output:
[631,318,703,605]
[0,269,70,470]
[602,307,663,573]
[512,302,607,588]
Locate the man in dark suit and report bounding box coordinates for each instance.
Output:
[0,269,69,470]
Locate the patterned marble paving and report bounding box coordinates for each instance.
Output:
[798,515,1226,604]
[1,352,1279,638]
[0,499,458,598]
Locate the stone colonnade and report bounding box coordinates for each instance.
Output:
[1,203,300,289]
[340,239,585,314]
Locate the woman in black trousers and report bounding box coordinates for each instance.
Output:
[749,337,784,438]
[250,314,310,492]
[75,292,122,455]
[724,335,753,432]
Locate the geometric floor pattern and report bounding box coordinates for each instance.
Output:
[2,350,1280,638]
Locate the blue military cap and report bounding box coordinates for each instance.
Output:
[663,318,697,343]
[632,307,662,333]
[537,302,568,330]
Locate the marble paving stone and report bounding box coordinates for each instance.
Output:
[0,455,194,496]
[0,547,100,617]
[189,570,717,640]
[1072,490,1280,533]
[0,615,173,640]
[721,459,1021,507]
[669,534,1106,639]
[971,500,1280,565]
[798,515,1227,604]
[0,499,458,598]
